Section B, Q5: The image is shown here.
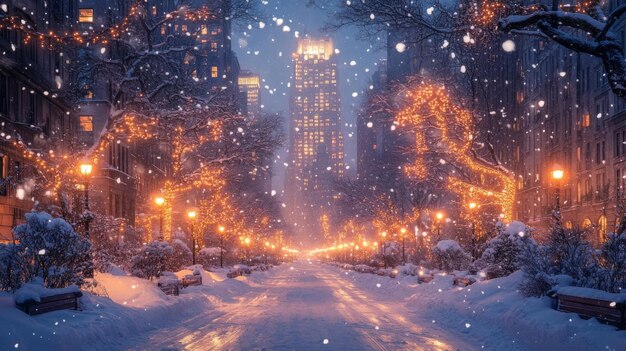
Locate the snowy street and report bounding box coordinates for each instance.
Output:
[118,261,474,351]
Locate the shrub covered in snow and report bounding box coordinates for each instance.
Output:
[90,215,142,273]
[519,226,596,297]
[167,239,192,271]
[131,241,174,280]
[198,247,223,268]
[431,240,471,272]
[13,212,92,289]
[594,232,626,293]
[474,221,536,279]
[0,243,22,291]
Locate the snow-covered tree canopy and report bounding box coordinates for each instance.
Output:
[499,1,626,99]
[326,0,626,99]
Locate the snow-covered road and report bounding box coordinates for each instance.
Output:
[120,261,475,351]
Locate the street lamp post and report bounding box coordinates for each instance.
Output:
[435,211,444,240]
[468,202,477,261]
[244,237,251,264]
[187,209,197,265]
[400,227,407,264]
[552,165,564,224]
[218,226,225,268]
[79,163,93,238]
[155,197,165,240]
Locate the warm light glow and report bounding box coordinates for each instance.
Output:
[187,210,197,219]
[80,163,93,177]
[552,168,564,180]
[469,202,477,210]
[155,197,165,206]
[436,212,444,220]
[396,83,515,222]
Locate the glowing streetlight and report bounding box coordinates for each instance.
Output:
[155,196,165,240]
[187,209,198,265]
[552,165,564,222]
[435,211,445,240]
[79,162,93,238]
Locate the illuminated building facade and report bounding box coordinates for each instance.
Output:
[238,70,262,117]
[0,0,79,242]
[285,38,344,238]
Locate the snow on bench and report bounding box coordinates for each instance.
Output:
[181,274,202,288]
[14,283,82,316]
[158,274,180,296]
[453,276,476,287]
[552,286,626,328]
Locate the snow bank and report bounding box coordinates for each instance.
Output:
[330,264,625,350]
[0,265,274,350]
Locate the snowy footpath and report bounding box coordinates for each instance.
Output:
[2,261,625,350]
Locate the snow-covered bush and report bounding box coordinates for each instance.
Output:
[431,240,471,272]
[198,247,222,268]
[90,215,142,273]
[167,239,192,271]
[13,212,92,288]
[130,241,174,280]
[519,226,596,297]
[0,243,22,291]
[474,221,536,279]
[594,232,626,293]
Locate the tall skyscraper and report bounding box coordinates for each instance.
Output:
[238,70,262,117]
[285,38,344,239]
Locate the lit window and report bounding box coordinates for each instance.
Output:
[80,116,93,132]
[211,66,218,78]
[79,9,94,23]
[582,113,590,127]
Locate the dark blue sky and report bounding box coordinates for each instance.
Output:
[232,0,386,190]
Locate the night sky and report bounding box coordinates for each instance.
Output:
[232,0,386,191]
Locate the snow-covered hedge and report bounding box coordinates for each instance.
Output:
[131,241,175,280]
[520,226,599,296]
[474,221,536,279]
[90,215,141,273]
[0,243,22,291]
[431,240,471,272]
[11,212,92,289]
[168,239,192,271]
[197,247,223,268]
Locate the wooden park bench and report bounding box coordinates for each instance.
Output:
[418,274,434,283]
[453,276,476,287]
[551,287,626,329]
[227,269,243,278]
[16,291,83,316]
[158,282,179,296]
[181,275,202,288]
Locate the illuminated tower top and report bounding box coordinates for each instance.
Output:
[294,38,334,60]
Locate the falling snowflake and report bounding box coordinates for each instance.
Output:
[502,40,516,52]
